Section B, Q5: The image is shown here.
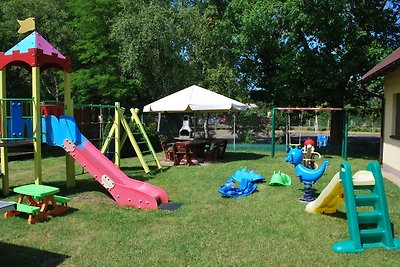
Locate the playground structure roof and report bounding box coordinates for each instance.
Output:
[0,31,71,72]
[359,47,400,84]
[5,31,65,58]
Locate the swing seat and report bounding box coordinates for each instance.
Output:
[288,143,301,148]
[317,135,328,147]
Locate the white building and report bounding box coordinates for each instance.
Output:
[360,47,400,178]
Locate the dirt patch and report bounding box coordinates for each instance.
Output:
[70,192,114,205]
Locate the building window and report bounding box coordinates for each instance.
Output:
[394,93,400,138]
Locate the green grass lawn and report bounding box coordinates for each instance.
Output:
[1,149,400,266]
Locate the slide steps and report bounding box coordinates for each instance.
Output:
[333,162,400,253]
[354,194,378,206]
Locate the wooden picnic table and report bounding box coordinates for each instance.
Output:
[171,138,227,164]
[4,184,70,224]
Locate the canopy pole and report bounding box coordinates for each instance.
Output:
[157,112,161,132]
[233,114,236,150]
[204,113,210,138]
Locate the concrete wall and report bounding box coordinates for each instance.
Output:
[383,68,400,175]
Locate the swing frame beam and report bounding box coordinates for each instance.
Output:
[270,107,349,160]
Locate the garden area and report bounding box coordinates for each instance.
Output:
[1,1,400,266]
[0,145,400,266]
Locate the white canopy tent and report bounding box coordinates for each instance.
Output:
[143,85,247,148]
[143,85,247,113]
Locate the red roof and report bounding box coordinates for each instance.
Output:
[0,31,71,72]
[359,47,400,84]
[0,48,71,72]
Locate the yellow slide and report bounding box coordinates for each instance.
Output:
[306,171,375,214]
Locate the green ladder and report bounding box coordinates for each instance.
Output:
[333,161,400,253]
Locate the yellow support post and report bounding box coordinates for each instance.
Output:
[119,108,162,172]
[32,67,42,185]
[100,103,160,173]
[100,123,117,154]
[0,69,9,195]
[120,116,150,173]
[130,108,162,170]
[64,72,75,188]
[114,102,121,167]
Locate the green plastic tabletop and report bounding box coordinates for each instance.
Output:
[13,184,59,198]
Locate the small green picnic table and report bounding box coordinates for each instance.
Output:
[4,184,69,224]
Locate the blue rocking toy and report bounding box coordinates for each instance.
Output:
[218,178,257,198]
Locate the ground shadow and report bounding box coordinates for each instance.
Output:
[222,151,266,163]
[12,206,79,223]
[323,210,347,220]
[0,241,69,267]
[119,166,163,182]
[43,175,163,202]
[318,138,380,160]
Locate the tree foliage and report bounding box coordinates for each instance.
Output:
[65,0,134,106]
[217,0,400,108]
[0,0,399,123]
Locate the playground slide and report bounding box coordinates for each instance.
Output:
[42,115,169,210]
[306,171,375,214]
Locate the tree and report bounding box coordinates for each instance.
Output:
[66,0,135,106]
[217,0,400,143]
[111,0,248,106]
[176,0,246,99]
[111,0,190,106]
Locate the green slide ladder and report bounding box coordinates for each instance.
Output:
[333,161,400,253]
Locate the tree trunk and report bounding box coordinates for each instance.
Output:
[330,110,344,145]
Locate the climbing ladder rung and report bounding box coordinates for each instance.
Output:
[360,227,385,242]
[355,194,378,206]
[354,185,374,190]
[357,211,381,224]
[137,141,147,145]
